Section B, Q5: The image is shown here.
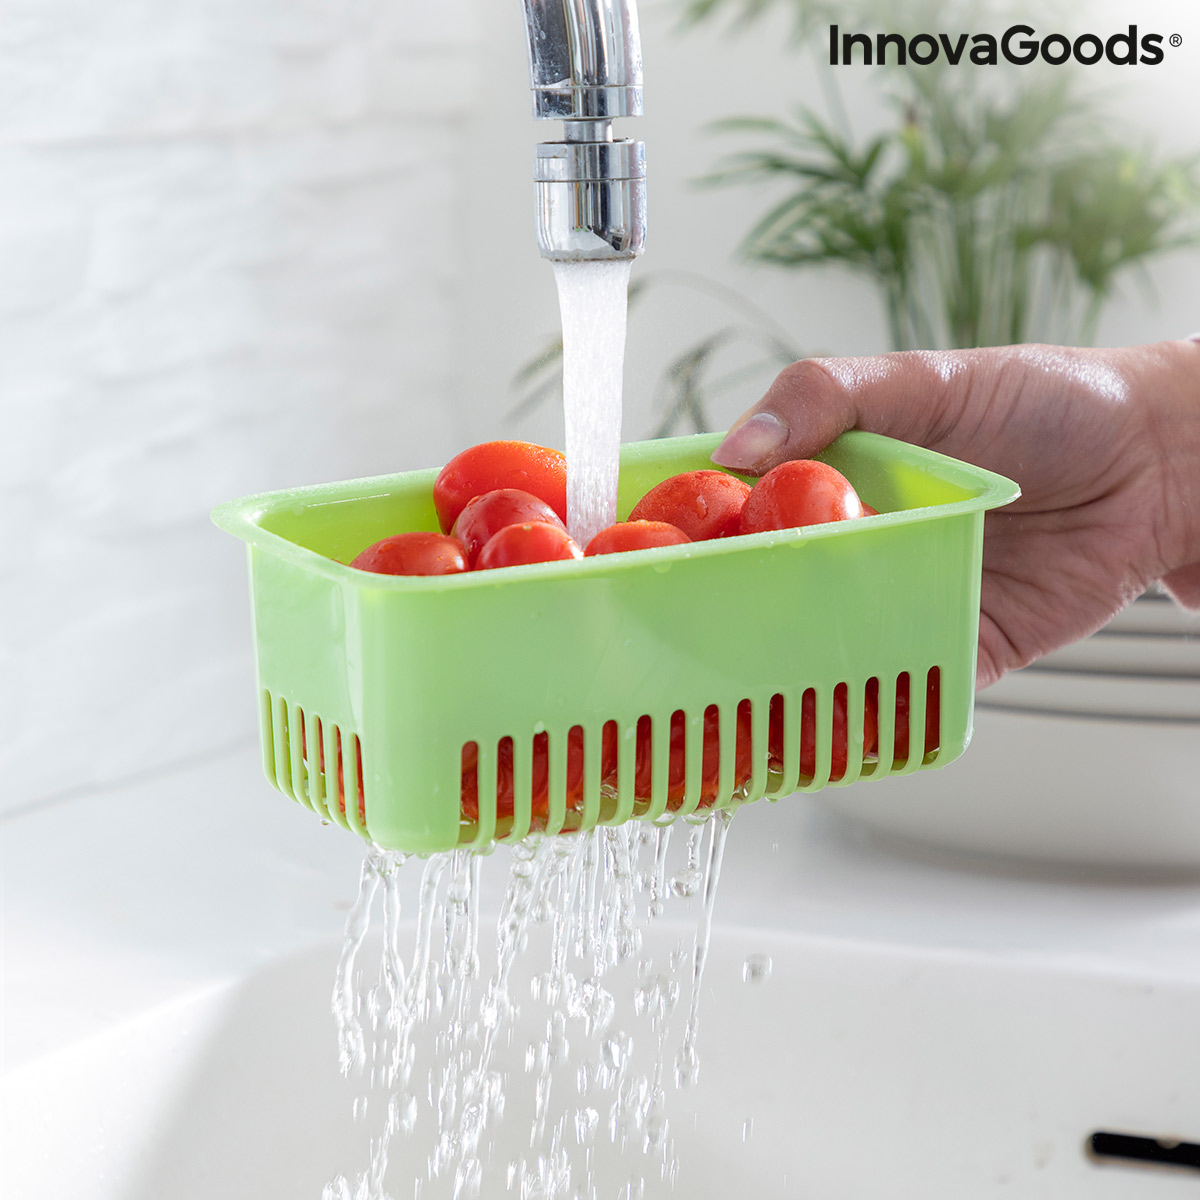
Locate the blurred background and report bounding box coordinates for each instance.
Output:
[3,0,1198,825]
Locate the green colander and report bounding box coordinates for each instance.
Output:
[212,431,1018,853]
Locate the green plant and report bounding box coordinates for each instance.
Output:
[694,0,1200,349]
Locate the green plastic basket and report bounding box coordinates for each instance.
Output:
[212,431,1018,853]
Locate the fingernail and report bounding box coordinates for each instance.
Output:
[711,412,787,469]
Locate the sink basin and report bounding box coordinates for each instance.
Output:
[6,923,1198,1199]
[5,749,1198,1199]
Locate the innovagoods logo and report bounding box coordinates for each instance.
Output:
[829,24,1182,66]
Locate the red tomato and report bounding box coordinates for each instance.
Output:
[350,531,469,576]
[461,723,618,826]
[739,460,862,535]
[476,521,582,570]
[434,441,568,533]
[628,470,751,541]
[584,520,691,556]
[452,488,565,565]
[894,669,941,764]
[861,502,880,517]
[768,684,879,782]
[625,701,753,809]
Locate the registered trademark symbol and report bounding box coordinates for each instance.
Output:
[1170,33,1182,47]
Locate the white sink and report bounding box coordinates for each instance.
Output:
[4,748,1199,1198]
[6,927,1200,1198]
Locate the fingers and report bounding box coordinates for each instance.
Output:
[712,350,981,474]
[1161,561,1200,610]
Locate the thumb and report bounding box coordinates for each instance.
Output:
[711,352,979,474]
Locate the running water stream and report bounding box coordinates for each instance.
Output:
[553,259,632,548]
[324,816,734,1200]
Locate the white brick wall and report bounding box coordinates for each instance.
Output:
[1,0,481,814]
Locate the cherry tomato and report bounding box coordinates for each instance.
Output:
[768,684,879,782]
[625,701,753,809]
[461,723,618,826]
[584,520,691,556]
[350,531,469,576]
[434,441,568,533]
[629,470,751,541]
[861,502,880,517]
[894,669,941,764]
[452,488,565,565]
[476,521,582,570]
[738,460,862,535]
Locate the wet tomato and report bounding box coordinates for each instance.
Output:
[584,520,691,556]
[433,441,567,533]
[452,488,565,566]
[629,470,751,541]
[739,460,862,535]
[350,531,469,576]
[475,521,583,570]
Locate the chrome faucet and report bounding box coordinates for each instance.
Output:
[522,0,646,261]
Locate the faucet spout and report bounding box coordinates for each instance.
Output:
[522,0,647,261]
[523,0,643,120]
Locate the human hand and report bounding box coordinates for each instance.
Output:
[711,341,1200,689]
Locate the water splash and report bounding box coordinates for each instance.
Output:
[328,811,735,1199]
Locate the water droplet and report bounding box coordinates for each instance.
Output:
[453,1154,482,1199]
[674,1042,700,1088]
[574,1106,599,1145]
[670,868,702,898]
[742,953,773,985]
[601,1031,631,1072]
[742,1117,754,1142]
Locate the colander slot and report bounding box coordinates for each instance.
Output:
[542,729,568,835]
[304,713,329,819]
[460,740,481,827]
[459,738,509,844]
[747,696,771,802]
[261,690,278,789]
[287,702,307,807]
[894,671,916,772]
[338,731,365,831]
[801,686,834,789]
[859,677,884,778]
[273,694,293,797]
[836,679,868,788]
[924,665,942,762]
[461,739,499,846]
[713,702,736,807]
[318,719,340,824]
[634,711,677,821]
[765,692,796,797]
[670,708,706,817]
[612,719,638,825]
